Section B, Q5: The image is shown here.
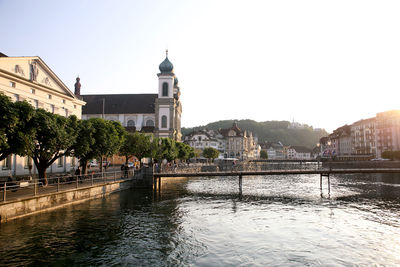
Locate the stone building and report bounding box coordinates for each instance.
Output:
[183,123,260,160]
[376,110,400,158]
[0,54,85,177]
[184,129,225,153]
[81,51,182,141]
[351,117,376,156]
[219,122,260,160]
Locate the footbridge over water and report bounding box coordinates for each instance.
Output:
[153,162,400,195]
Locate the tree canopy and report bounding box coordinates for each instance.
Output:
[0,93,35,161]
[25,109,79,184]
[202,147,220,160]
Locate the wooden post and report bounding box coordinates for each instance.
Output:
[34,179,37,196]
[3,182,6,202]
[158,177,161,191]
[320,174,322,191]
[114,171,116,181]
[57,177,60,192]
[328,174,330,194]
[239,174,242,195]
[76,175,79,189]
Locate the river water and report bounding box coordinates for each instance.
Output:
[1,173,400,266]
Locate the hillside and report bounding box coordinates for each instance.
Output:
[182,119,328,149]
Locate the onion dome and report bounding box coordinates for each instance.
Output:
[159,50,174,73]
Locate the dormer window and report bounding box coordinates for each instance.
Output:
[162,82,168,97]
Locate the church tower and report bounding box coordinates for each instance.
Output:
[154,50,182,141]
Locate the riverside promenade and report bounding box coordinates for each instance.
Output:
[0,167,154,223]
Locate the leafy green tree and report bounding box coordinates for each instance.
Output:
[260,150,268,159]
[88,118,125,172]
[25,109,79,185]
[71,119,95,175]
[176,142,195,160]
[202,147,219,161]
[120,132,152,164]
[160,138,178,162]
[0,93,35,161]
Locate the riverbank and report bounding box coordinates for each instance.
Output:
[0,167,154,223]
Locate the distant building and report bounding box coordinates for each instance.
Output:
[262,141,285,159]
[81,51,182,141]
[376,110,400,158]
[0,54,85,177]
[284,146,312,160]
[183,123,260,160]
[351,117,376,156]
[184,129,225,154]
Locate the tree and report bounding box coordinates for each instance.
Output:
[0,93,35,161]
[176,142,195,160]
[202,147,219,161]
[160,138,178,162]
[120,132,152,164]
[88,118,125,172]
[71,119,95,175]
[260,150,268,159]
[25,109,79,185]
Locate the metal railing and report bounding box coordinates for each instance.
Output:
[157,162,324,174]
[0,170,135,203]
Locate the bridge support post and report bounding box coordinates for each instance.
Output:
[328,175,330,194]
[239,174,242,195]
[158,177,161,192]
[320,174,322,191]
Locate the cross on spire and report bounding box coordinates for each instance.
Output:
[166,49,168,57]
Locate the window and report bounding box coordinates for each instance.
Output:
[9,81,16,88]
[1,155,11,170]
[74,105,77,109]
[58,156,64,167]
[50,104,55,113]
[48,94,52,99]
[34,100,39,109]
[146,120,154,127]
[13,94,19,101]
[127,120,135,127]
[65,108,69,117]
[62,99,66,104]
[161,115,167,128]
[30,88,35,94]
[162,82,168,97]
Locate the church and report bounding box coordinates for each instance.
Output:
[80,51,182,141]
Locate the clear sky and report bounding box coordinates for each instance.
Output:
[1,0,399,132]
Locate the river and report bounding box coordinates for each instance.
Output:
[0,173,400,266]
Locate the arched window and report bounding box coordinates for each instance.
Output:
[162,82,168,97]
[127,120,135,127]
[146,120,154,127]
[161,115,167,128]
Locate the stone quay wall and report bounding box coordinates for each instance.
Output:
[0,167,155,223]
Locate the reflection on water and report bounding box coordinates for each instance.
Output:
[0,173,400,266]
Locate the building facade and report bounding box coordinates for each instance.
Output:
[351,118,376,156]
[183,123,260,160]
[0,54,85,177]
[376,110,400,158]
[81,51,182,141]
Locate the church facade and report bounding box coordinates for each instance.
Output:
[81,51,182,141]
